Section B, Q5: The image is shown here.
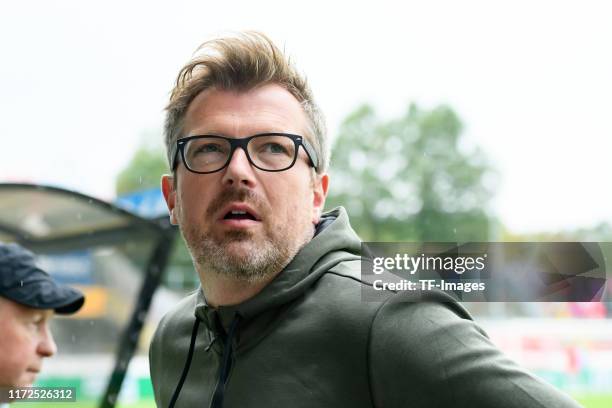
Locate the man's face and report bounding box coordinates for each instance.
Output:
[0,297,57,387]
[162,84,328,282]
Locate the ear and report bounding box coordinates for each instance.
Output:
[311,173,329,225]
[161,174,179,225]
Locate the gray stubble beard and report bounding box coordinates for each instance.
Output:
[183,214,314,284]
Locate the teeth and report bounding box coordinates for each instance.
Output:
[231,210,247,215]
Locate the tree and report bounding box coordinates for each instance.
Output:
[325,103,495,241]
[115,146,168,196]
[115,141,198,291]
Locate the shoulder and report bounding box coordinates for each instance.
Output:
[149,291,199,405]
[368,294,582,407]
[149,290,199,370]
[314,258,467,318]
[317,257,393,300]
[152,291,198,343]
[307,258,468,340]
[311,258,394,317]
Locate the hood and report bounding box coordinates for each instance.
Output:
[194,206,361,334]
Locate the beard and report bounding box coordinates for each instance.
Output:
[180,187,314,283]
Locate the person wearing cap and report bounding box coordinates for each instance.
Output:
[0,242,84,393]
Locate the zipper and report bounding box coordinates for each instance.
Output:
[209,313,241,408]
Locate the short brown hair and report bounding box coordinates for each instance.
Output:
[164,31,328,174]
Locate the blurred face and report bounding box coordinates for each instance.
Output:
[162,84,328,282]
[0,297,57,387]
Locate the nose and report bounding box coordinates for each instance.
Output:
[37,323,58,358]
[221,147,257,188]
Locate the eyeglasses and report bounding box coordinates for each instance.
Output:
[171,133,319,174]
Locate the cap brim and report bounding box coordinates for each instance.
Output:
[49,286,85,314]
[1,277,85,315]
[0,243,85,315]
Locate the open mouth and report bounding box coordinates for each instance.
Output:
[223,210,258,221]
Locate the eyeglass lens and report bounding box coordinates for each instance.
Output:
[183,135,297,172]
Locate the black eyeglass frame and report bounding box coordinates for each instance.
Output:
[170,132,320,174]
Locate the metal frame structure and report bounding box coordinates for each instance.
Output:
[0,183,176,408]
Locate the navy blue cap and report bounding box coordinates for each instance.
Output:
[0,243,85,314]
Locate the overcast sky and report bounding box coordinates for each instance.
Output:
[1,0,610,234]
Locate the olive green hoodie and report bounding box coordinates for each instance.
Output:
[149,207,582,408]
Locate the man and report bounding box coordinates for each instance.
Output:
[0,242,84,404]
[150,32,582,407]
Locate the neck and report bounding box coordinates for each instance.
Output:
[198,269,280,308]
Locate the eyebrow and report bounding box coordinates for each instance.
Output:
[186,129,297,137]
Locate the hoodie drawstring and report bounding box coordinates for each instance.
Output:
[168,318,200,408]
[168,314,241,408]
[210,314,241,408]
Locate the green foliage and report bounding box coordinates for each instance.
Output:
[14,401,155,408]
[501,222,612,242]
[115,143,195,290]
[326,103,495,241]
[115,147,168,196]
[574,393,612,408]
